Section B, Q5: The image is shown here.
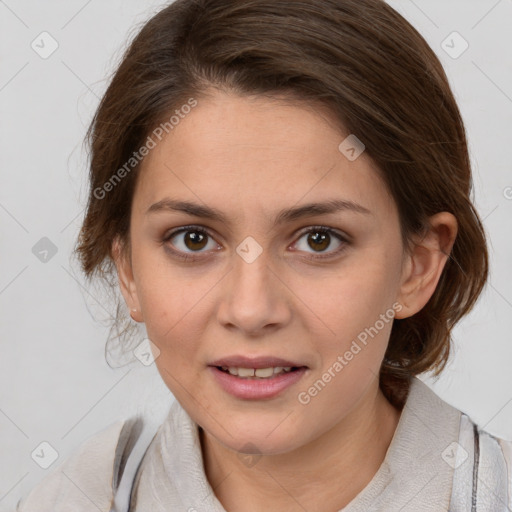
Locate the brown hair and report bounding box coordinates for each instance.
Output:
[74,0,488,406]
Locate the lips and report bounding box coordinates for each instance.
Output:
[209,365,308,400]
[209,355,307,369]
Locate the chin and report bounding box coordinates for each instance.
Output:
[205,413,306,456]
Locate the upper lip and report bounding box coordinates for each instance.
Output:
[209,355,307,369]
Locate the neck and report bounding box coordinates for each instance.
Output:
[200,381,402,512]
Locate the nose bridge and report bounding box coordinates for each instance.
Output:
[234,237,272,296]
[218,236,290,333]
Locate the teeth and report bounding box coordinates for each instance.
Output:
[255,367,274,378]
[237,367,255,377]
[221,366,296,378]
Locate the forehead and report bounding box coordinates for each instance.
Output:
[133,91,394,222]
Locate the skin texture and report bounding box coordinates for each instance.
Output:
[113,90,458,511]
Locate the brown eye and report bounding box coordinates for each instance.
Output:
[163,226,218,254]
[292,226,348,258]
[182,231,208,251]
[307,230,331,252]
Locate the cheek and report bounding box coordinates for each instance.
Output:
[300,254,401,388]
[133,265,217,369]
[313,255,400,333]
[132,246,200,327]
[140,285,204,354]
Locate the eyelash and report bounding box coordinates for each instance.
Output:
[161,225,350,262]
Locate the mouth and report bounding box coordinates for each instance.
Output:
[208,356,309,400]
[215,365,304,379]
[209,355,308,378]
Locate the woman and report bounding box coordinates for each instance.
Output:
[16,0,512,510]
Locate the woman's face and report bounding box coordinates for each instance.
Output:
[119,90,410,454]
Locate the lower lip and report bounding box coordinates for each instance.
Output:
[209,366,308,400]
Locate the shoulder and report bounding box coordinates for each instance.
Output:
[497,435,512,507]
[455,411,512,510]
[403,378,512,509]
[16,416,141,512]
[479,426,512,509]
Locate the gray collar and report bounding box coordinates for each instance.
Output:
[134,377,461,511]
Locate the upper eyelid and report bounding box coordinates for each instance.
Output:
[295,225,349,240]
[165,224,349,248]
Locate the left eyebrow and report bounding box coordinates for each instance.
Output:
[145,198,372,227]
[273,199,372,226]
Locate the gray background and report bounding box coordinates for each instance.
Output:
[1,0,511,508]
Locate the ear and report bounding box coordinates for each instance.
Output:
[395,212,458,319]
[112,236,143,322]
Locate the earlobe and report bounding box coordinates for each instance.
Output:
[112,236,143,322]
[395,212,458,320]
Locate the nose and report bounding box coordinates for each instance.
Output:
[216,243,292,337]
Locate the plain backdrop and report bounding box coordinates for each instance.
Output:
[1,0,511,509]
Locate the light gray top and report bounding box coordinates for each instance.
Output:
[17,377,512,511]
